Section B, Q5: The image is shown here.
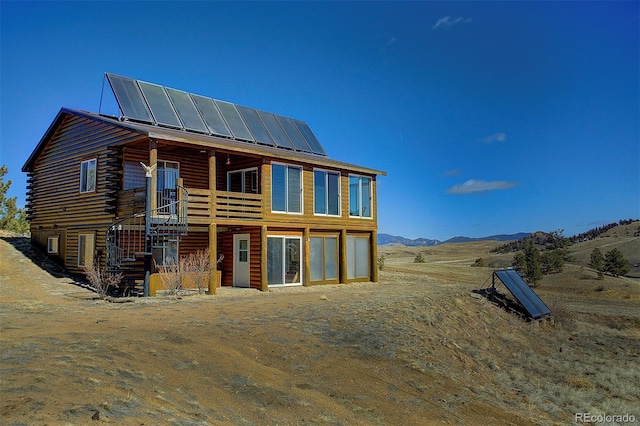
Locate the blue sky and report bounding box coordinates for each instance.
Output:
[1,1,638,241]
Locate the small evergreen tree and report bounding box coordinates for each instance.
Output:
[541,249,564,274]
[0,165,28,234]
[512,242,543,286]
[604,248,630,277]
[589,248,604,280]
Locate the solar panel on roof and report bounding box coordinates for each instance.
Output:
[137,81,183,128]
[104,72,328,156]
[275,115,311,152]
[165,88,209,133]
[105,73,153,123]
[236,106,275,146]
[257,111,295,150]
[294,120,327,155]
[214,100,254,142]
[190,94,232,138]
[494,270,551,319]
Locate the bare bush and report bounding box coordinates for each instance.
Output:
[548,299,573,326]
[183,250,211,294]
[159,257,183,296]
[84,261,122,300]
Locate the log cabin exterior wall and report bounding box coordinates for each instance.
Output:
[24,108,384,290]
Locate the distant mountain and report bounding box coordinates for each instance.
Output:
[378,232,530,247]
[377,234,442,246]
[443,233,531,244]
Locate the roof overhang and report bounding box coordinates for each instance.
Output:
[26,108,385,176]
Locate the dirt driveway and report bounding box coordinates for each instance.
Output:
[1,234,555,425]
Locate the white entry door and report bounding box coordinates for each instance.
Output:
[233,234,250,287]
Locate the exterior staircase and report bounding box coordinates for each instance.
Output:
[105,185,188,295]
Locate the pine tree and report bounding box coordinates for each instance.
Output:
[604,248,630,277]
[589,248,604,280]
[0,165,29,234]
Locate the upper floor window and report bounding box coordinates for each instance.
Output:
[314,170,340,216]
[271,163,302,214]
[80,159,97,193]
[349,175,372,218]
[228,168,258,194]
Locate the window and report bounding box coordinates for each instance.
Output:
[310,236,338,282]
[78,234,95,267]
[157,160,179,215]
[227,168,258,193]
[80,159,97,193]
[314,170,340,216]
[47,237,59,254]
[124,161,146,189]
[267,236,302,285]
[349,175,372,218]
[347,235,370,279]
[271,163,302,213]
[153,240,179,266]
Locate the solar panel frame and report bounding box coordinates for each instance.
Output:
[236,106,275,146]
[275,115,312,152]
[190,94,232,138]
[294,119,327,155]
[494,270,551,319]
[105,73,153,123]
[256,111,295,150]
[164,88,209,133]
[214,100,254,142]
[137,81,183,129]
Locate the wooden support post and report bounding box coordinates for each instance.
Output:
[340,229,348,284]
[209,223,217,295]
[209,151,216,220]
[371,229,378,283]
[303,227,310,286]
[149,139,158,212]
[260,225,268,291]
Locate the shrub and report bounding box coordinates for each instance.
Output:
[377,254,385,271]
[414,253,425,263]
[84,261,122,300]
[473,258,485,267]
[183,250,211,294]
[159,257,183,296]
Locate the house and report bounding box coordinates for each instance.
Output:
[22,73,385,293]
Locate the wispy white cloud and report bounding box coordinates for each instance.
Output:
[432,16,472,30]
[446,179,519,194]
[445,168,462,176]
[385,37,397,47]
[479,132,507,144]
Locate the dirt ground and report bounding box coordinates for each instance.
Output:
[2,234,638,425]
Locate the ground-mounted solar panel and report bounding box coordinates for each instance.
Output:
[236,106,275,146]
[275,115,312,152]
[165,88,209,133]
[190,94,232,138]
[137,81,183,128]
[294,120,327,155]
[214,100,254,142]
[257,111,295,150]
[494,270,551,319]
[105,73,153,123]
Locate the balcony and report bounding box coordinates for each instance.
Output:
[186,188,264,224]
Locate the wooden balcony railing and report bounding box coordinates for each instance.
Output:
[215,190,263,220]
[185,188,264,223]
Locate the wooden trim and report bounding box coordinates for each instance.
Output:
[371,230,378,282]
[339,229,347,284]
[209,151,216,218]
[209,225,217,294]
[260,225,268,291]
[303,227,310,286]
